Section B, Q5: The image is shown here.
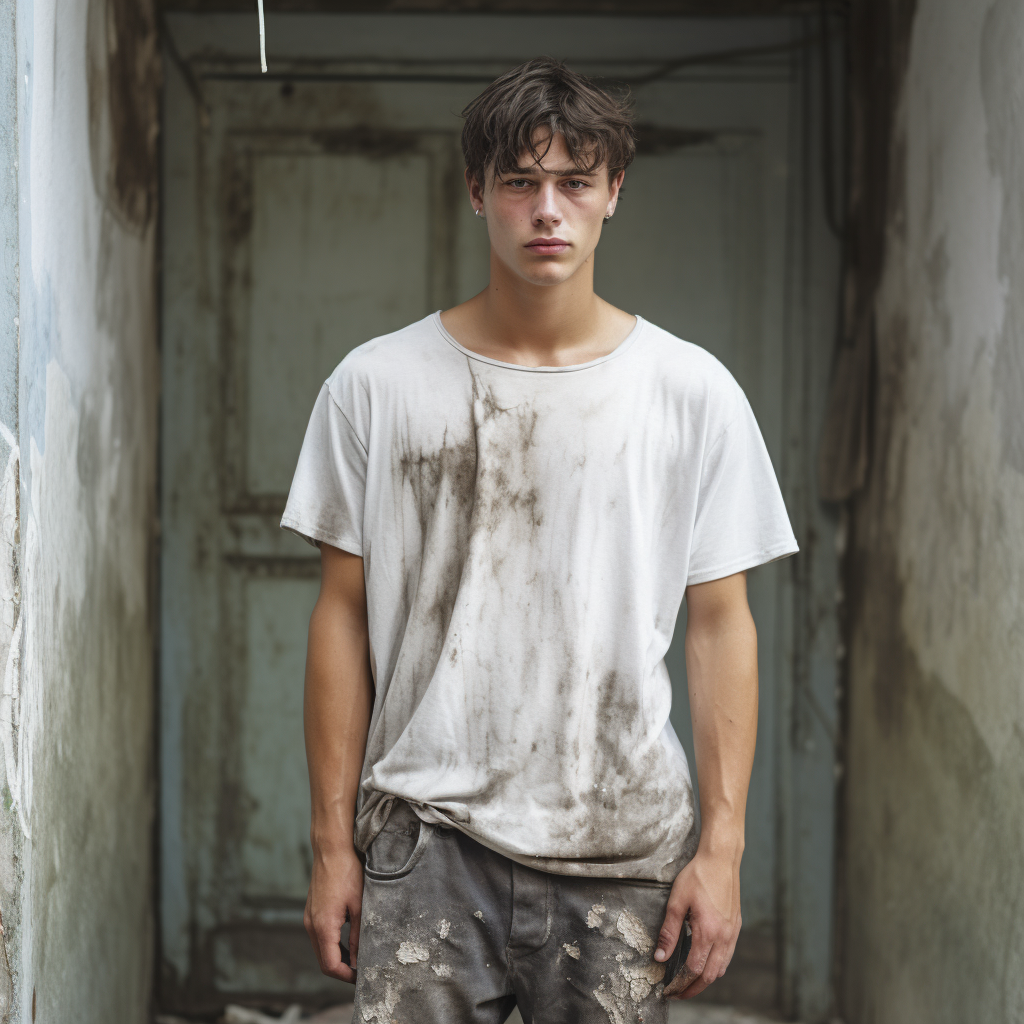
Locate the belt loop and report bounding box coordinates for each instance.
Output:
[367,793,397,844]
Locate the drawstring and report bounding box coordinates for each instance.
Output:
[257,0,267,73]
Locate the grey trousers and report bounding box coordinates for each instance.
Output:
[352,800,672,1024]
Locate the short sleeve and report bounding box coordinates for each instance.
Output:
[687,389,799,586]
[280,382,367,555]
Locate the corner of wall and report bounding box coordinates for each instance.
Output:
[0,0,161,1020]
[840,1,1024,1022]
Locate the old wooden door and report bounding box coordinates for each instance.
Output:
[161,12,840,1020]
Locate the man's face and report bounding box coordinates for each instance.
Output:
[469,131,624,288]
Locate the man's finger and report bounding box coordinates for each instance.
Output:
[700,941,733,985]
[685,945,728,1000]
[655,897,688,963]
[317,922,344,973]
[663,960,701,998]
[311,914,355,983]
[317,925,356,983]
[676,966,714,999]
[664,931,712,999]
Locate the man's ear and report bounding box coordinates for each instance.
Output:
[605,169,626,219]
[465,167,485,215]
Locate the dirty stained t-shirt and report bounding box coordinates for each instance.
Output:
[281,311,798,883]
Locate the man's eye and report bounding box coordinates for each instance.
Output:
[508,179,530,188]
[566,180,588,190]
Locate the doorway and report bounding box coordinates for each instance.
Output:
[159,11,842,1019]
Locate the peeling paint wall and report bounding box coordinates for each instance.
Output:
[842,0,1024,1020]
[0,0,160,1021]
[0,0,22,1018]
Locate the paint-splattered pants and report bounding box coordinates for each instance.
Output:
[353,800,672,1024]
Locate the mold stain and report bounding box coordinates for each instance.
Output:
[86,0,160,231]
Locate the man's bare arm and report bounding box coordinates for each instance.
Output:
[656,571,758,999]
[304,544,374,982]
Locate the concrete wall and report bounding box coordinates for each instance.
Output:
[0,0,160,1021]
[842,0,1024,1020]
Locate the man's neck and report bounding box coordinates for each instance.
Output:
[441,252,635,369]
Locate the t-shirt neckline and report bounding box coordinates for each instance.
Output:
[431,310,645,373]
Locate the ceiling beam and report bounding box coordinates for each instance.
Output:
[158,1,810,14]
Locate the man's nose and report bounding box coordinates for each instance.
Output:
[532,182,562,225]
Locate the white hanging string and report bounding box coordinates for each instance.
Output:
[257,0,267,73]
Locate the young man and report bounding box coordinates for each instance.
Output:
[282,58,797,1023]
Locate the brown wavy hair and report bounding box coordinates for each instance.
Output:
[461,57,636,188]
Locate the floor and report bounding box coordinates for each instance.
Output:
[157,1002,785,1024]
[668,1011,783,1024]
[508,1006,786,1023]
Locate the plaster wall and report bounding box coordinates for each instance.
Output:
[843,0,1024,1020]
[0,0,160,1021]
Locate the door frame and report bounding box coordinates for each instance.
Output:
[158,11,844,1019]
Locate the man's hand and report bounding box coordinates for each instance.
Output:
[305,845,364,983]
[656,843,743,999]
[657,571,757,999]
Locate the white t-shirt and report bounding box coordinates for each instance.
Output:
[282,311,797,882]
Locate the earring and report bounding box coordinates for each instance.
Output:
[603,214,612,222]
[475,208,484,218]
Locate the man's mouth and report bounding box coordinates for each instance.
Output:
[525,237,570,254]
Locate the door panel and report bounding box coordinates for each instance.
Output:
[246,152,432,495]
[239,575,320,900]
[162,13,839,1018]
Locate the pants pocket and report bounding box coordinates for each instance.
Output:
[364,803,433,881]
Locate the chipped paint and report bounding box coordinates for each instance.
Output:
[619,958,665,1002]
[0,439,24,837]
[394,941,430,965]
[615,909,654,956]
[359,979,400,1023]
[430,963,452,978]
[586,905,666,1023]
[593,984,629,1024]
[436,918,450,939]
[563,941,581,960]
[593,953,666,1024]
